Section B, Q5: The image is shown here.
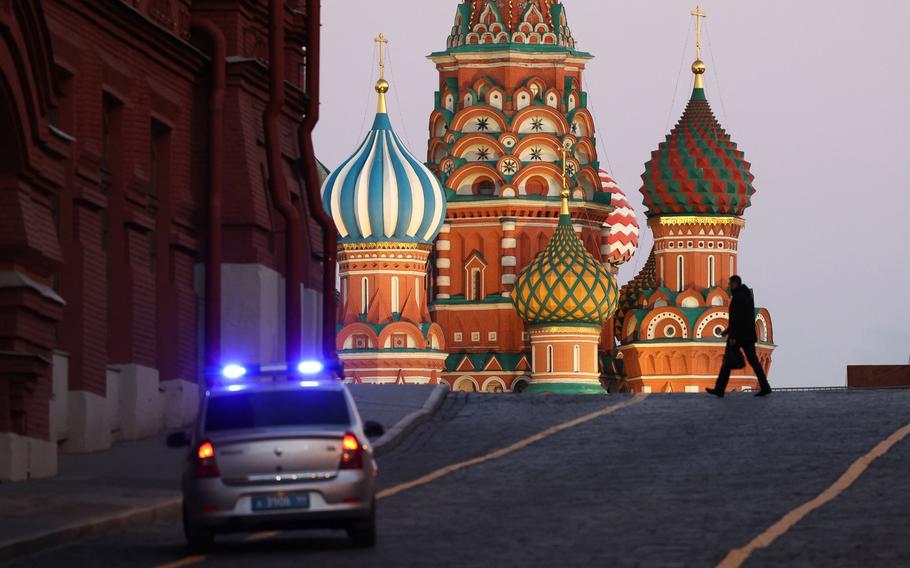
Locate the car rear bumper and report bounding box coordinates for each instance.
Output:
[184,471,374,530]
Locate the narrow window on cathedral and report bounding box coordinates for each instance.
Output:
[659,257,665,286]
[469,267,483,301]
[546,345,554,373]
[573,345,580,373]
[677,255,685,292]
[391,277,400,313]
[361,277,369,314]
[708,255,716,288]
[341,278,347,305]
[415,277,420,308]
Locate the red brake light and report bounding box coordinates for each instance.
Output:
[198,441,215,459]
[342,434,359,451]
[195,440,220,478]
[339,432,363,470]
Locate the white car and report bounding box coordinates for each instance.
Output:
[168,366,384,551]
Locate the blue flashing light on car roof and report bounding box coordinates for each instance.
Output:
[222,364,247,380]
[297,360,324,375]
[226,384,247,392]
[299,380,321,388]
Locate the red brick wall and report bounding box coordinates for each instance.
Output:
[0,0,324,443]
[847,366,910,388]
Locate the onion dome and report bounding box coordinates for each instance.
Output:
[513,199,619,326]
[447,1,576,50]
[600,169,639,266]
[321,78,446,245]
[639,63,756,218]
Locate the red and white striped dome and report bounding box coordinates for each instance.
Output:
[601,169,640,266]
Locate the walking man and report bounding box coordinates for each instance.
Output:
[706,275,772,397]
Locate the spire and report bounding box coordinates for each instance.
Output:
[559,140,571,216]
[690,5,707,93]
[374,32,390,114]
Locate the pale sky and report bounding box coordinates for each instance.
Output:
[314,1,910,388]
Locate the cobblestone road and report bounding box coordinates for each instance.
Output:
[4,390,909,567]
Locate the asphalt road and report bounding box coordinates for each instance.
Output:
[4,390,910,567]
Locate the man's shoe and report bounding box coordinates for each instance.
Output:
[754,388,773,397]
[705,387,724,398]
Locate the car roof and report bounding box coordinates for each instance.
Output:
[207,379,347,398]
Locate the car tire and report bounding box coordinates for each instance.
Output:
[346,501,376,548]
[183,507,215,552]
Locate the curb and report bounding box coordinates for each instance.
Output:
[373,385,448,457]
[0,497,181,562]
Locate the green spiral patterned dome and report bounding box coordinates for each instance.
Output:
[513,213,619,325]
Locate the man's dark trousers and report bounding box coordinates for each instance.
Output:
[714,341,771,392]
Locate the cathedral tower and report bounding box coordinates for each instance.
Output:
[427,0,624,393]
[322,37,449,384]
[512,143,619,394]
[615,7,775,393]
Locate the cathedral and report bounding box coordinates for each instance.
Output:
[322,0,774,394]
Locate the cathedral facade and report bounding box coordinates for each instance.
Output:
[323,0,774,394]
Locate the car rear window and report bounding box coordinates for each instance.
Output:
[205,390,350,432]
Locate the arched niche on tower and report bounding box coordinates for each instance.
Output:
[337,323,380,351]
[577,167,599,200]
[569,109,595,138]
[694,307,730,339]
[642,309,691,341]
[451,107,507,134]
[512,106,569,136]
[451,134,506,163]
[378,322,428,350]
[447,163,503,196]
[513,163,562,197]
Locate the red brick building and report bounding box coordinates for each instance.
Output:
[0,0,332,480]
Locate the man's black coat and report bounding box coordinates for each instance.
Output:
[727,285,758,344]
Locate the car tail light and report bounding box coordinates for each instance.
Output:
[195,440,220,478]
[339,432,363,470]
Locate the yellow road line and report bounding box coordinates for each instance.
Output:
[155,394,647,568]
[377,393,649,500]
[156,555,206,568]
[717,419,910,568]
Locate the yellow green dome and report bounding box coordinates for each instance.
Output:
[513,213,619,326]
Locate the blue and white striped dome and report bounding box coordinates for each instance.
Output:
[321,111,446,245]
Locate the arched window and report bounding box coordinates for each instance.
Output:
[341,278,347,305]
[546,345,554,373]
[659,256,665,286]
[729,256,734,279]
[525,175,548,196]
[361,277,369,314]
[475,177,496,196]
[676,256,685,292]
[415,277,421,308]
[469,268,483,301]
[708,256,716,288]
[573,345,580,372]
[391,277,400,313]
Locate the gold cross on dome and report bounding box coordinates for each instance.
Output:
[374,33,389,80]
[690,5,707,60]
[559,140,572,213]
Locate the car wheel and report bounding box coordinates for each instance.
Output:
[346,501,376,548]
[183,507,215,552]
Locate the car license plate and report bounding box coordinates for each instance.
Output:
[251,493,310,511]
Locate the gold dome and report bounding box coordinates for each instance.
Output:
[691,59,706,75]
[512,214,619,326]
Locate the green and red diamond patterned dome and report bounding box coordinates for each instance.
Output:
[640,88,756,218]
